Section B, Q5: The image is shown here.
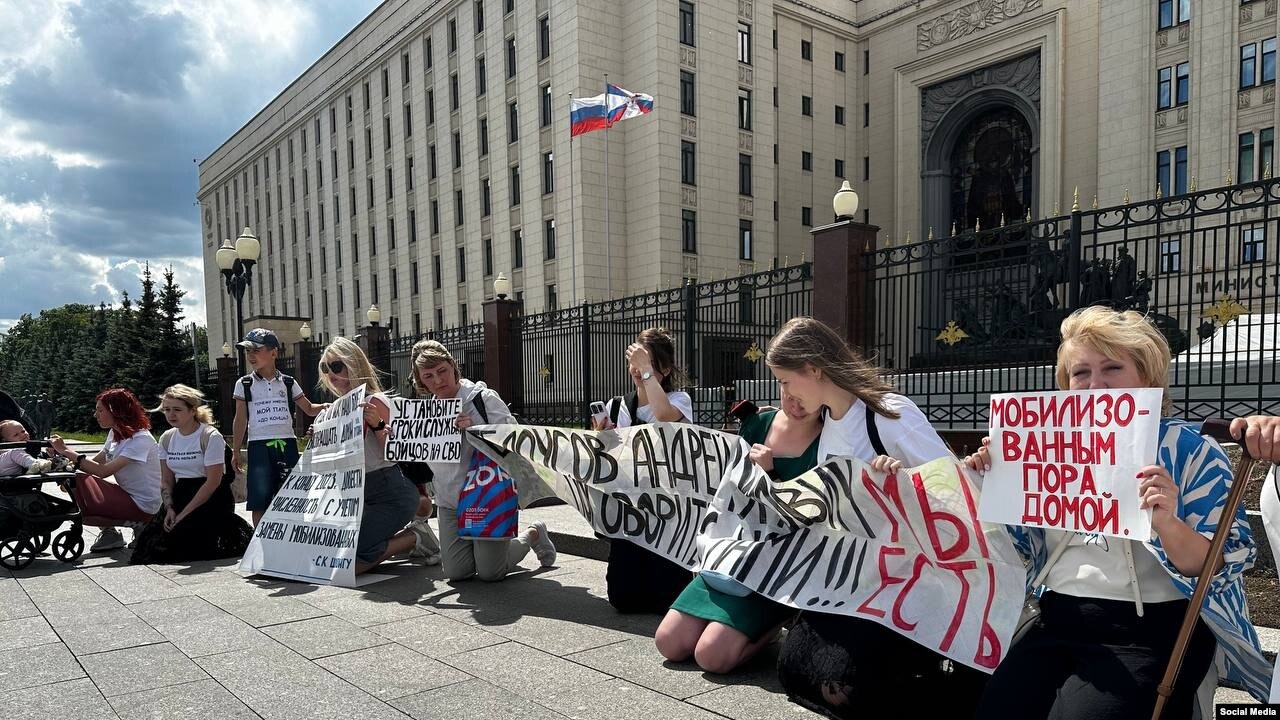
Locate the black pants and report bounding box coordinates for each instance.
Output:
[975,592,1217,720]
[605,538,692,614]
[778,611,989,718]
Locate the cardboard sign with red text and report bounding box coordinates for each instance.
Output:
[977,388,1162,541]
[470,424,1024,673]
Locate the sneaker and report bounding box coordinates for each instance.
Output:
[527,521,556,568]
[90,527,125,553]
[407,518,442,565]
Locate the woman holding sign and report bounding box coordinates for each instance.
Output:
[964,307,1270,718]
[412,340,557,581]
[317,338,421,574]
[655,388,819,673]
[762,317,990,718]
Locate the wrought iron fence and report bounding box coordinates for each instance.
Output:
[387,321,487,396]
[874,180,1280,427]
[515,263,814,427]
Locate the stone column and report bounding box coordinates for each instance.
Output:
[810,220,880,353]
[215,355,238,435]
[482,297,522,414]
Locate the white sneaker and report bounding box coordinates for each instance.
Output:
[90,527,125,553]
[527,521,556,567]
[408,518,441,565]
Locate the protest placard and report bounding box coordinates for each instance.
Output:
[384,397,463,463]
[977,388,1162,541]
[471,423,1025,671]
[239,384,367,586]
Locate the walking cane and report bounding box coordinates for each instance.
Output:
[1151,418,1258,719]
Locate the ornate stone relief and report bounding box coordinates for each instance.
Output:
[920,52,1041,149]
[917,0,1043,51]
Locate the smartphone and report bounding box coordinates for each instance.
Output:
[590,401,608,426]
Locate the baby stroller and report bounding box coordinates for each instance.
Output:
[0,390,84,570]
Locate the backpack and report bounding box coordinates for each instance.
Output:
[159,424,241,499]
[607,392,642,427]
[239,373,297,425]
[398,391,493,487]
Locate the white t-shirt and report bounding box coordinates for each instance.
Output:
[233,371,304,441]
[1044,531,1183,603]
[609,390,694,428]
[103,429,163,514]
[159,425,226,480]
[816,393,954,467]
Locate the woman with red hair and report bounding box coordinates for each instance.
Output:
[49,388,162,552]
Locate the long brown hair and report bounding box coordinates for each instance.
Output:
[765,317,899,418]
[637,327,688,392]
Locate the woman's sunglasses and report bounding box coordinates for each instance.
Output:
[320,360,347,375]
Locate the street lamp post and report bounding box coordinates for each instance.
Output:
[216,227,261,376]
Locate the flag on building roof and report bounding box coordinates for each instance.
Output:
[605,83,654,126]
[570,94,609,137]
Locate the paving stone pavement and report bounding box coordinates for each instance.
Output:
[0,505,1272,718]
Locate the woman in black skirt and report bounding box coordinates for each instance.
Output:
[131,385,251,564]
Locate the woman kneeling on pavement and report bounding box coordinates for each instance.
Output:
[764,317,990,718]
[965,306,1271,719]
[655,387,819,673]
[317,337,421,574]
[412,340,556,581]
[49,388,162,553]
[131,384,252,564]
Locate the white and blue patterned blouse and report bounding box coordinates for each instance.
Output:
[1008,419,1270,701]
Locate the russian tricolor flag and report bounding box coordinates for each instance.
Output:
[570,94,609,137]
[606,83,654,124]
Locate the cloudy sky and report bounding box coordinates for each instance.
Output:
[0,0,380,333]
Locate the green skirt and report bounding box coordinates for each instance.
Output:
[669,575,796,642]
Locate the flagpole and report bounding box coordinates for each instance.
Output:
[603,73,612,298]
[567,92,577,306]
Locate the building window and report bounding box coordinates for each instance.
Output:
[801,39,811,61]
[427,89,436,124]
[1243,43,1258,88]
[680,71,696,116]
[1158,0,1190,29]
[431,200,440,234]
[1159,237,1182,273]
[1174,145,1188,194]
[381,67,389,98]
[835,51,845,72]
[429,144,438,179]
[433,253,442,288]
[1158,66,1173,110]
[1240,132,1256,184]
[457,246,467,283]
[739,219,753,260]
[863,155,869,180]
[801,151,812,171]
[455,189,464,225]
[738,154,752,196]
[480,117,490,155]
[737,23,751,65]
[1266,38,1278,85]
[834,105,845,125]
[1242,225,1266,263]
[482,177,492,216]
[542,151,554,194]
[450,73,460,111]
[504,0,513,15]
[510,164,522,205]
[1174,62,1189,105]
[409,208,418,242]
[508,101,519,143]
[402,53,411,84]
[679,0,695,46]
[801,206,812,227]
[1261,127,1275,178]
[506,36,517,79]
[541,83,552,127]
[681,141,696,185]
[738,88,752,130]
[407,155,415,191]
[346,93,353,123]
[448,17,457,53]
[681,209,696,253]
[475,0,485,34]
[484,237,494,276]
[834,158,845,178]
[385,167,394,198]
[801,95,812,116]
[512,228,524,267]
[863,102,870,127]
[538,15,551,60]
[546,284,558,311]
[544,218,556,259]
[476,57,487,96]
[424,35,433,69]
[452,131,462,169]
